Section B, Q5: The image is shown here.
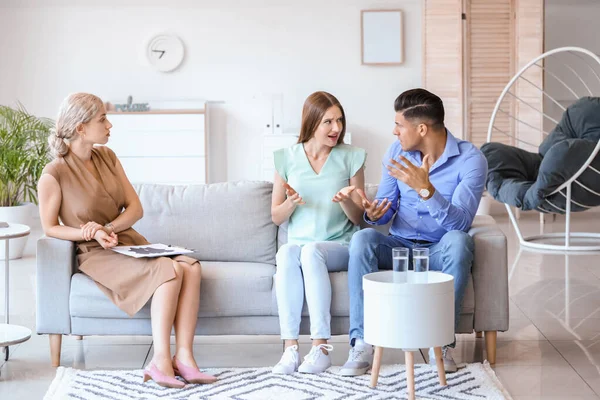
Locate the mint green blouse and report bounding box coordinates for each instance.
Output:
[274,143,367,246]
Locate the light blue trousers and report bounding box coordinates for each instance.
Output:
[275,242,349,340]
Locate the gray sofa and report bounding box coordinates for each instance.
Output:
[36,182,508,366]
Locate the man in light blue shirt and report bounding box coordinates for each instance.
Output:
[340,89,488,376]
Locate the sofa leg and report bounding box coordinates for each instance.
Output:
[50,334,62,367]
[475,331,483,338]
[485,331,497,364]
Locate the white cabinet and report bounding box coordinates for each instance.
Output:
[261,132,352,181]
[106,110,207,185]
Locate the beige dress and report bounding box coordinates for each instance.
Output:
[42,146,198,316]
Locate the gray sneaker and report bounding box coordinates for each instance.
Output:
[339,341,374,376]
[428,346,458,373]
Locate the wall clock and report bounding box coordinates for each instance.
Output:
[147,34,185,72]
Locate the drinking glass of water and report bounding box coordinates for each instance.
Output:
[392,247,409,283]
[413,248,429,283]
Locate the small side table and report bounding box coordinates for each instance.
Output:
[0,223,31,363]
[364,271,455,400]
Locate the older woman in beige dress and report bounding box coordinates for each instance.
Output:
[37,93,216,389]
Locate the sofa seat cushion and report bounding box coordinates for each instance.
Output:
[70,261,275,319]
[198,261,275,317]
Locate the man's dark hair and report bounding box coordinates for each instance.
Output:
[394,88,445,130]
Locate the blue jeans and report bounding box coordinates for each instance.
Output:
[348,229,474,348]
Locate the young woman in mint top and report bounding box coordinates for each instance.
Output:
[271,91,366,375]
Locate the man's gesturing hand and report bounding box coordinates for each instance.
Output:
[386,154,433,192]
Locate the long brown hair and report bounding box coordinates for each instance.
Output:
[297,91,346,144]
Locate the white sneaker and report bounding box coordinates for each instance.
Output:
[298,344,333,374]
[273,345,300,375]
[428,346,458,373]
[340,339,374,376]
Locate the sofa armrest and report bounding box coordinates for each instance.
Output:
[36,236,76,335]
[468,215,509,332]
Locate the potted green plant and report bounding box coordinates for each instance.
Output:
[0,104,53,259]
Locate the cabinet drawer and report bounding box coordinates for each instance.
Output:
[120,157,206,184]
[109,130,205,157]
[108,113,205,132]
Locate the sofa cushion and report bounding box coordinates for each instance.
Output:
[70,261,275,319]
[133,181,277,264]
[198,261,275,317]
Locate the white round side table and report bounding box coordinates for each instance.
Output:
[0,223,31,364]
[364,271,455,400]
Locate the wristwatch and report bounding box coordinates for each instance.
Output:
[419,185,434,200]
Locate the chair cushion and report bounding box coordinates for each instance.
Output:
[527,139,600,212]
[70,261,276,319]
[540,96,600,154]
[480,142,541,209]
[482,96,600,212]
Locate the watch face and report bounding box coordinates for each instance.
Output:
[420,188,430,198]
[147,34,185,72]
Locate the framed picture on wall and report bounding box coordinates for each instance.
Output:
[361,10,404,65]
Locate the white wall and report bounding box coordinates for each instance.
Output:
[545,0,600,55]
[0,0,422,184]
[544,0,600,107]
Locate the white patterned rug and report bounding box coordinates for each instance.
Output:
[44,363,513,400]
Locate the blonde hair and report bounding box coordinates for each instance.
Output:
[49,93,103,158]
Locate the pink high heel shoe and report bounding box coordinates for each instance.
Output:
[143,362,186,389]
[172,356,218,384]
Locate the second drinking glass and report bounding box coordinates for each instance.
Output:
[412,247,430,283]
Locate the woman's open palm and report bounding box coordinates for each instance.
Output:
[283,182,306,206]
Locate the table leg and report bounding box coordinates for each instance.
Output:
[3,346,8,362]
[369,346,384,388]
[4,239,9,325]
[433,346,447,386]
[405,351,415,400]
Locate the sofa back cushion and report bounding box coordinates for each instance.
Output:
[133,181,277,264]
